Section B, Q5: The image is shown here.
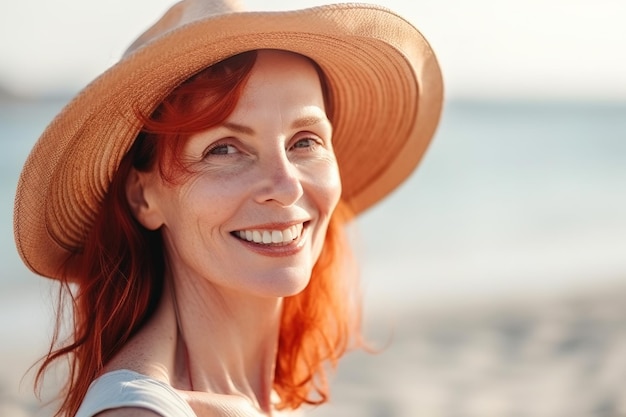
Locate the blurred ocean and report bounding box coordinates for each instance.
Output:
[1,97,625,416]
[357,99,626,306]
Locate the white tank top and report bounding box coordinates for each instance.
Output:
[75,369,197,417]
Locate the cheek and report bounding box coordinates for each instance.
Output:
[309,162,341,259]
[180,174,243,215]
[309,158,342,215]
[156,179,235,247]
[326,162,343,213]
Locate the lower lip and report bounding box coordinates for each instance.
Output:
[234,226,308,257]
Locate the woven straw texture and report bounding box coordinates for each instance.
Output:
[14,0,443,279]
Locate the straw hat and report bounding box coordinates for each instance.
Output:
[14,0,443,280]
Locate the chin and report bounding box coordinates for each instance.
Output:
[252,268,313,298]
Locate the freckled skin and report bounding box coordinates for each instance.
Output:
[110,50,341,416]
[132,50,341,298]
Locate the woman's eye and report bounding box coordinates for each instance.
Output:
[207,143,238,156]
[291,138,317,150]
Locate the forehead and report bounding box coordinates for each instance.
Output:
[242,50,324,97]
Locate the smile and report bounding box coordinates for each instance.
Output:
[233,223,304,246]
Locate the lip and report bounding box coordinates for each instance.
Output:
[231,221,310,257]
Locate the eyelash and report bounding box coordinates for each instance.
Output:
[203,135,323,158]
[204,142,238,156]
[291,137,318,150]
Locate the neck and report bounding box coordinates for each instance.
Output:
[161,272,283,412]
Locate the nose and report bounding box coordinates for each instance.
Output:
[254,152,304,207]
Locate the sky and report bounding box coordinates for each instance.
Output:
[1,0,625,100]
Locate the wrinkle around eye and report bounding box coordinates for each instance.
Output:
[205,143,239,156]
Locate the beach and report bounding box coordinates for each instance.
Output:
[5,281,626,417]
[318,285,626,417]
[2,98,625,416]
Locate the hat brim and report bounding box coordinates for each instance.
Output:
[14,3,443,279]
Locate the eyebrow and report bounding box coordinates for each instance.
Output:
[222,116,329,135]
[222,121,255,135]
[291,116,329,130]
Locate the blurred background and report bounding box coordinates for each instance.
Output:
[1,0,625,416]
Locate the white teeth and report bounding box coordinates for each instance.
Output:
[235,224,304,245]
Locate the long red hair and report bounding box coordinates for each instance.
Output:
[36,50,362,416]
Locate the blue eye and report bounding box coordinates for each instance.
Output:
[207,143,238,155]
[292,138,316,149]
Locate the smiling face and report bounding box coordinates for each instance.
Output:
[128,50,342,297]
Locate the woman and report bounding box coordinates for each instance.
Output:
[13,0,443,416]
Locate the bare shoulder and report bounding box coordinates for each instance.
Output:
[96,408,163,417]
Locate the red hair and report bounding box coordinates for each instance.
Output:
[36,50,362,416]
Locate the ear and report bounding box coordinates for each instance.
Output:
[125,168,165,230]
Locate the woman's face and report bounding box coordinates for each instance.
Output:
[131,50,341,297]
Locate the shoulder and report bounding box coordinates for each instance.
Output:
[76,370,196,417]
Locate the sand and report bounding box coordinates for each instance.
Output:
[3,283,626,417]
